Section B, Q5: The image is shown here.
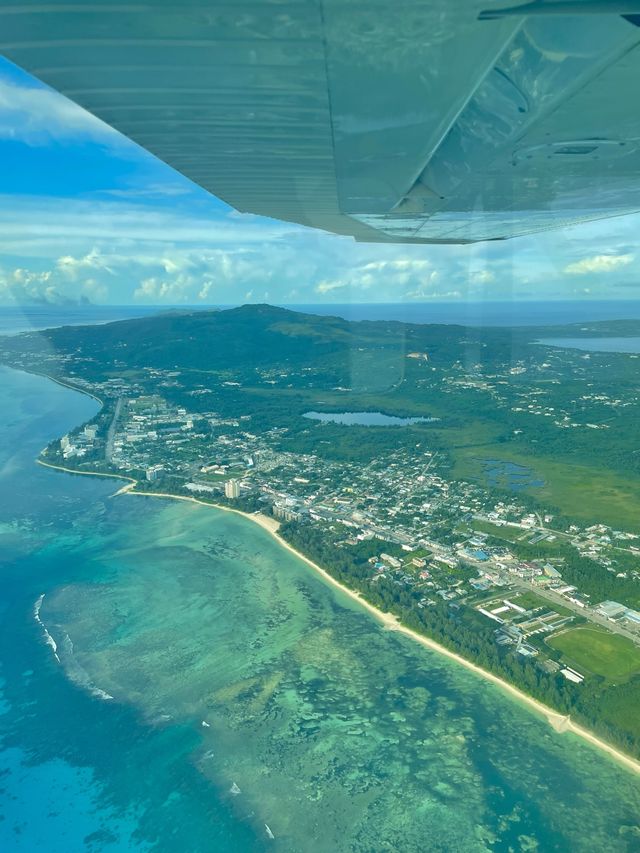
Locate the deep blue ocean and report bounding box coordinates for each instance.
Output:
[2,304,640,851]
[286,300,640,327]
[0,305,173,335]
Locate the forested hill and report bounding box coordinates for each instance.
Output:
[0,302,534,373]
[3,303,640,530]
[4,303,640,375]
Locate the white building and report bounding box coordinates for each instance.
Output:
[596,600,626,620]
[225,479,240,499]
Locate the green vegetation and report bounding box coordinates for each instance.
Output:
[512,591,561,612]
[465,521,640,610]
[3,304,640,760]
[548,628,640,682]
[4,304,640,525]
[469,520,528,543]
[455,448,640,531]
[280,520,640,757]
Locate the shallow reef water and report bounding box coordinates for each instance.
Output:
[2,366,640,852]
[40,500,640,851]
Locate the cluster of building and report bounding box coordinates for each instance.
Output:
[59,423,98,459]
[596,600,640,627]
[43,382,640,669]
[13,334,638,690]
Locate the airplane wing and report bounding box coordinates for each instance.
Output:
[1,0,640,244]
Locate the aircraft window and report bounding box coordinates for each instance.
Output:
[1,4,640,851]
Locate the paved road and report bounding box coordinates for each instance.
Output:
[470,513,640,644]
[512,580,640,646]
[105,396,122,462]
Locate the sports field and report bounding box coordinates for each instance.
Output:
[548,627,640,682]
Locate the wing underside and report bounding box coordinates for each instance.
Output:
[2,0,640,243]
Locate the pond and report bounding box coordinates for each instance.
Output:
[303,411,438,426]
[481,459,544,492]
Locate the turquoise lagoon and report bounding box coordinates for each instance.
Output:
[1,366,640,852]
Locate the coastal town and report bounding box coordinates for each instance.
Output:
[3,304,640,764]
[35,366,640,693]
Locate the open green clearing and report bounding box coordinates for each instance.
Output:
[453,444,640,532]
[548,627,640,682]
[470,519,529,544]
[511,590,570,615]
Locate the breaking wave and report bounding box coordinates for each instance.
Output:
[33,593,60,664]
[34,595,114,700]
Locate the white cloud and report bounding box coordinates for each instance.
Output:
[0,75,121,146]
[130,249,281,304]
[0,195,298,259]
[56,248,114,279]
[314,258,440,298]
[2,190,640,306]
[360,259,432,273]
[3,53,640,307]
[405,287,462,300]
[0,266,69,304]
[315,280,347,295]
[104,182,194,200]
[82,278,108,302]
[469,269,495,285]
[133,275,195,303]
[134,270,245,304]
[563,253,634,275]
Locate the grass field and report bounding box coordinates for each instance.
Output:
[470,520,529,544]
[452,443,640,533]
[511,591,573,616]
[547,627,640,682]
[510,591,547,610]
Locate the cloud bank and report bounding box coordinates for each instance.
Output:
[2,192,640,306]
[0,58,639,306]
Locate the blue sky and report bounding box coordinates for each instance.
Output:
[0,56,638,306]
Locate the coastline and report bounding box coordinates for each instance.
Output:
[107,486,640,777]
[31,437,640,777]
[26,370,104,406]
[37,458,136,490]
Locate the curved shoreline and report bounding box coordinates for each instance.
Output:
[25,369,640,777]
[27,370,104,406]
[99,485,640,777]
[37,458,136,490]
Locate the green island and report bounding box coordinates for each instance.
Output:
[3,303,640,763]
